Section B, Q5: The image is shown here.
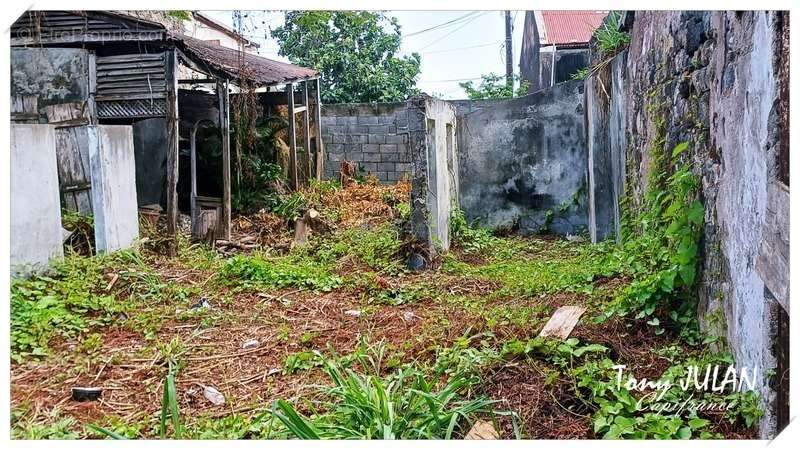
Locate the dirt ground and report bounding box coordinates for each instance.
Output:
[10,180,757,439]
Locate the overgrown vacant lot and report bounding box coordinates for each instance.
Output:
[11,180,760,439]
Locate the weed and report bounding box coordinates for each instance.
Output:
[594,11,631,56]
[272,350,501,439]
[221,254,342,292]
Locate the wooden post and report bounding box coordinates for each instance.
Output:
[217,80,232,240]
[302,81,312,185]
[286,82,298,190]
[314,78,324,180]
[190,122,199,226]
[165,48,180,251]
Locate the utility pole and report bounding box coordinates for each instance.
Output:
[505,11,514,90]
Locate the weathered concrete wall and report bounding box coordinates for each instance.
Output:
[10,48,90,122]
[586,11,789,437]
[320,102,411,183]
[87,125,140,253]
[453,80,587,235]
[586,52,627,242]
[11,124,63,275]
[409,96,459,253]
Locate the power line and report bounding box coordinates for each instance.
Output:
[403,11,480,37]
[419,12,489,51]
[420,76,483,83]
[421,40,503,55]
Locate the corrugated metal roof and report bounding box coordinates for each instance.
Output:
[539,10,608,47]
[172,34,317,87]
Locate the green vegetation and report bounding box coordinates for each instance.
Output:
[221,255,342,292]
[272,11,421,103]
[272,346,503,439]
[594,11,631,56]
[459,73,530,100]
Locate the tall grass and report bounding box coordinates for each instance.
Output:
[271,348,505,439]
[594,11,630,55]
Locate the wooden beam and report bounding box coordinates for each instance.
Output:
[165,48,180,252]
[218,80,232,240]
[286,83,298,190]
[302,81,312,186]
[293,106,307,114]
[314,78,325,180]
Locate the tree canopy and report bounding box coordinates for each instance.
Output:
[272,11,421,103]
[459,73,529,100]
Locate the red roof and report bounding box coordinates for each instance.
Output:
[539,10,609,47]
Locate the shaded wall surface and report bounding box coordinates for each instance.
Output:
[11,124,63,276]
[585,11,789,437]
[453,80,587,234]
[11,47,90,121]
[320,103,411,183]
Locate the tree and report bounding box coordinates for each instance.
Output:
[459,73,529,100]
[272,11,421,103]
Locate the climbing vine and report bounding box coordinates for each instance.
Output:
[605,103,705,343]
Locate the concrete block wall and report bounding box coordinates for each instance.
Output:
[320,102,411,183]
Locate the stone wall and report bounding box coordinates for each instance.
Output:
[453,80,588,235]
[320,102,411,183]
[585,11,789,437]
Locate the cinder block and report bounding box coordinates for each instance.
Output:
[363,153,382,162]
[395,163,412,172]
[379,144,398,153]
[380,153,399,162]
[369,124,389,134]
[362,144,380,153]
[368,134,385,144]
[361,162,378,172]
[329,152,345,162]
[377,162,395,172]
[332,134,346,144]
[376,171,389,182]
[347,134,367,144]
[385,134,405,144]
[357,115,379,125]
[345,152,364,162]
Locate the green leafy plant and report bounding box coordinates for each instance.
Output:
[272,11,421,103]
[594,11,631,56]
[221,255,342,292]
[272,348,504,439]
[459,73,530,100]
[449,207,496,253]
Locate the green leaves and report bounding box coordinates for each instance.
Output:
[272,12,421,103]
[159,362,182,438]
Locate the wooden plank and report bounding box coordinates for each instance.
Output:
[538,306,586,339]
[756,181,789,313]
[313,78,324,180]
[287,83,298,190]
[302,81,312,185]
[44,102,90,125]
[54,127,93,215]
[87,52,97,125]
[165,49,180,248]
[218,80,232,240]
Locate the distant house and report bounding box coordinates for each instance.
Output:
[182,12,260,53]
[519,10,608,92]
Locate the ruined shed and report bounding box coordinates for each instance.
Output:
[10,10,323,244]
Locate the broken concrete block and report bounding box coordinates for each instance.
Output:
[539,306,587,340]
[203,386,225,406]
[465,419,499,439]
[242,339,260,349]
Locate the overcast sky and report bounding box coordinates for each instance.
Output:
[203,10,527,100]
